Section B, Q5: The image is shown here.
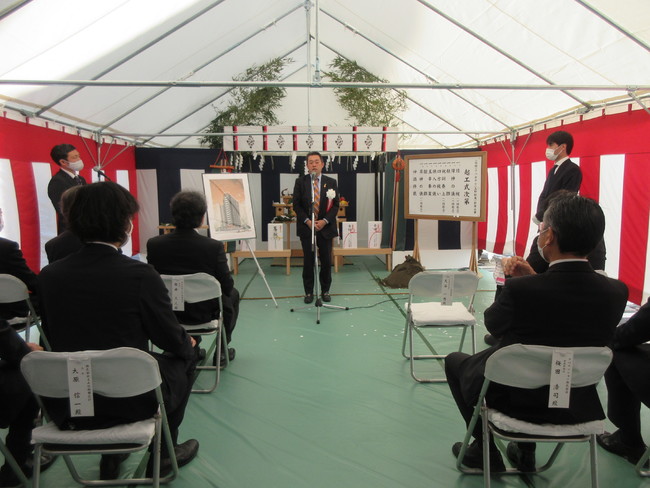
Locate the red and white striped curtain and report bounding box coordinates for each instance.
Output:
[479,108,650,305]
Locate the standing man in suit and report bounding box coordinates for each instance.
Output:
[446,193,628,472]
[293,152,339,304]
[147,190,239,364]
[533,130,582,225]
[0,208,39,320]
[38,182,199,480]
[47,144,87,234]
[597,298,650,464]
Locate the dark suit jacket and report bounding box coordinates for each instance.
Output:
[44,230,83,263]
[0,237,39,319]
[146,229,234,325]
[461,261,628,424]
[293,174,339,240]
[47,169,86,233]
[534,159,582,222]
[609,298,650,406]
[38,243,195,429]
[0,323,33,425]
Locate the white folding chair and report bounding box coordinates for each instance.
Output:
[20,347,178,487]
[160,273,227,394]
[0,274,50,350]
[456,344,613,488]
[401,270,479,382]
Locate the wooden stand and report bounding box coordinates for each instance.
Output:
[231,249,292,275]
[332,247,393,272]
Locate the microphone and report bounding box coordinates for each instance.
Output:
[310,170,317,181]
[93,166,112,181]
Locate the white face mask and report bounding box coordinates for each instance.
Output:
[121,219,134,247]
[67,159,84,172]
[537,226,550,262]
[545,147,558,161]
[0,210,4,233]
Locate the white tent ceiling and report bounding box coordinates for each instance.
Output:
[1,0,649,149]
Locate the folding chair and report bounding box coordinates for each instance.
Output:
[0,437,31,488]
[456,344,613,488]
[160,273,227,394]
[20,347,178,488]
[401,270,479,382]
[638,447,650,477]
[0,274,50,350]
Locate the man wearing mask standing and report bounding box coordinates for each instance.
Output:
[292,152,339,304]
[533,130,582,225]
[48,144,87,234]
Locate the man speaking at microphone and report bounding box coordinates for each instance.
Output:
[48,144,87,234]
[293,151,339,304]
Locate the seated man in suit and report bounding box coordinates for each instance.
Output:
[147,190,239,365]
[38,182,199,480]
[44,186,83,263]
[597,298,650,464]
[0,208,39,321]
[0,320,55,488]
[446,193,628,472]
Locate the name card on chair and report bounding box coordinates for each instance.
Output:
[170,277,185,311]
[67,357,94,417]
[549,349,574,408]
[441,274,454,306]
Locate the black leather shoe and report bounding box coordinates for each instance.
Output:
[220,347,236,368]
[452,440,505,472]
[99,453,129,480]
[484,334,498,346]
[322,293,331,302]
[304,294,314,304]
[148,439,199,478]
[506,441,536,472]
[597,431,647,464]
[24,453,57,474]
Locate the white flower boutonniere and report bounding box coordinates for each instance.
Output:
[326,189,336,200]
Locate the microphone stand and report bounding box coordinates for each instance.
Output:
[290,173,348,324]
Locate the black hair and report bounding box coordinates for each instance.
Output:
[170,191,207,229]
[546,131,574,155]
[66,182,139,243]
[306,151,323,162]
[543,192,605,256]
[50,144,77,166]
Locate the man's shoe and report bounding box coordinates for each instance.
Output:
[196,348,206,362]
[597,431,647,464]
[484,334,498,346]
[99,453,129,480]
[452,440,505,472]
[147,439,199,478]
[506,441,536,472]
[219,347,236,368]
[24,453,57,474]
[304,294,314,304]
[322,293,331,302]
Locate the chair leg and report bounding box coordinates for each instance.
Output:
[32,443,42,488]
[589,434,599,488]
[0,441,31,488]
[400,318,409,358]
[636,445,650,476]
[482,411,491,488]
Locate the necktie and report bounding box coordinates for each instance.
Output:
[74,175,83,185]
[313,177,319,216]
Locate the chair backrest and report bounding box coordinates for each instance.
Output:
[160,272,222,304]
[20,347,161,399]
[0,273,29,303]
[485,344,612,389]
[408,270,479,300]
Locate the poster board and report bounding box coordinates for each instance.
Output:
[405,152,487,221]
[202,173,256,241]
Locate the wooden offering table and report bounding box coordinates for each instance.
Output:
[231,249,292,275]
[332,247,393,272]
